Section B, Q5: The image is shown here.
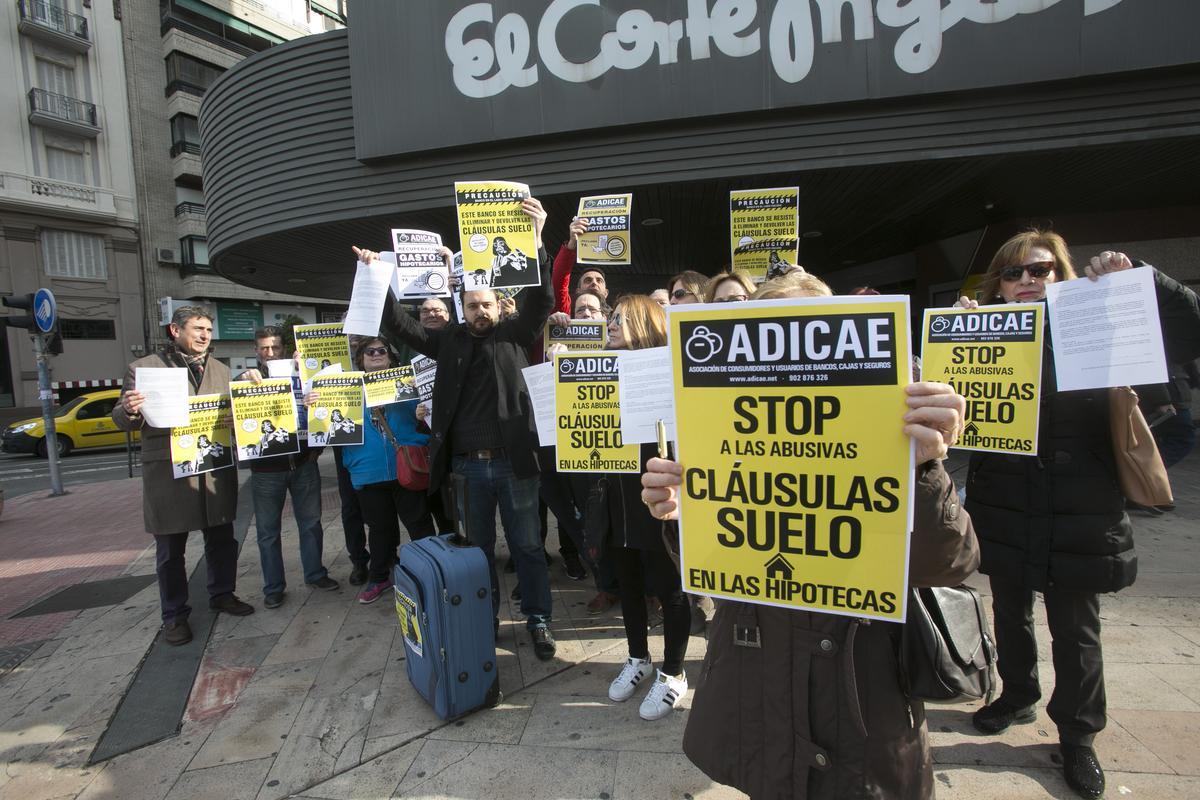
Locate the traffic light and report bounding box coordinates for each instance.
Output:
[0,293,37,332]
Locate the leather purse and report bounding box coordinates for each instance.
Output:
[371,408,431,492]
[396,444,431,492]
[1109,386,1173,507]
[899,585,997,705]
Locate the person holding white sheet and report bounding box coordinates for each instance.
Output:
[112,306,253,646]
[957,230,1200,799]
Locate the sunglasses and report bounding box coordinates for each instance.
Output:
[714,294,748,303]
[671,288,695,299]
[609,313,624,327]
[363,347,389,356]
[1000,261,1055,282]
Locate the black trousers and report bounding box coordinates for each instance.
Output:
[614,544,690,676]
[333,447,367,568]
[356,480,436,583]
[989,574,1106,745]
[154,523,238,624]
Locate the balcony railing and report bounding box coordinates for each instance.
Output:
[18,0,90,44]
[174,201,206,217]
[170,140,202,158]
[29,88,98,128]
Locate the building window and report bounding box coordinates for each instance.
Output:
[164,51,224,97]
[35,55,77,98]
[179,235,209,266]
[60,319,116,339]
[42,229,107,279]
[169,113,201,156]
[45,143,87,183]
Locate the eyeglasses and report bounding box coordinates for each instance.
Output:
[672,289,694,300]
[714,294,748,303]
[609,313,623,327]
[1000,261,1054,282]
[363,347,389,356]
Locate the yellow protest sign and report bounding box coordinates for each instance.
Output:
[454,180,539,290]
[364,366,416,408]
[921,304,1043,455]
[229,378,301,461]
[169,393,234,479]
[555,352,640,473]
[395,588,423,657]
[294,323,352,388]
[670,297,914,622]
[576,193,632,266]
[309,372,365,446]
[729,187,800,280]
[544,319,607,356]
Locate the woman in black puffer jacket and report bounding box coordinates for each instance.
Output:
[961,230,1200,800]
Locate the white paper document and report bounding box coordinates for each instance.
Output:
[617,347,676,444]
[135,367,190,428]
[265,359,294,378]
[520,362,555,447]
[343,258,393,336]
[1046,268,1167,391]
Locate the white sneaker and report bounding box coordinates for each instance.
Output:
[639,669,688,721]
[608,656,653,702]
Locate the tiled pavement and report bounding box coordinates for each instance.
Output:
[0,454,1198,799]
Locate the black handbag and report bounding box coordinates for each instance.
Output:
[899,585,997,705]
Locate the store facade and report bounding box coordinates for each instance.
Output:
[200,0,1200,304]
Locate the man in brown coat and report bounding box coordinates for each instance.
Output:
[113,306,253,646]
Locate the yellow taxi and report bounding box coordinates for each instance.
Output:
[1,389,139,457]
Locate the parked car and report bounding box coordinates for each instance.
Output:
[1,389,139,457]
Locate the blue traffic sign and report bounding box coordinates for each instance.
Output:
[34,288,56,333]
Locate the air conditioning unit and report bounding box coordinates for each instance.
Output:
[158,248,179,263]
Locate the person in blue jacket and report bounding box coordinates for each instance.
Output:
[334,337,436,604]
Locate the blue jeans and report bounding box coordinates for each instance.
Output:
[453,454,551,628]
[252,460,328,596]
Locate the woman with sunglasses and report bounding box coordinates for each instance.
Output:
[701,269,755,304]
[667,270,706,305]
[332,337,436,604]
[958,230,1200,799]
[586,295,693,721]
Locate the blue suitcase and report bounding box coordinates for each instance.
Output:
[393,534,499,719]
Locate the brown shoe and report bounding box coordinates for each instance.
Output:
[586,591,618,615]
[209,594,255,616]
[163,619,192,646]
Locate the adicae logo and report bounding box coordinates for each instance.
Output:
[558,358,575,375]
[930,315,951,334]
[684,326,723,364]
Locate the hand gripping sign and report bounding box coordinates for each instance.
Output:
[670,296,915,622]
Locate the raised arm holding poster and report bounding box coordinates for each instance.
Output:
[453,181,539,290]
[922,304,1044,455]
[555,352,640,473]
[670,296,914,622]
[309,372,365,446]
[411,355,437,404]
[229,378,300,461]
[294,323,352,389]
[169,394,234,479]
[576,193,632,267]
[729,187,800,280]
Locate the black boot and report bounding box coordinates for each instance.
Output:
[1061,744,1104,799]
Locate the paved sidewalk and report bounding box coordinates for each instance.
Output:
[0,453,1197,799]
